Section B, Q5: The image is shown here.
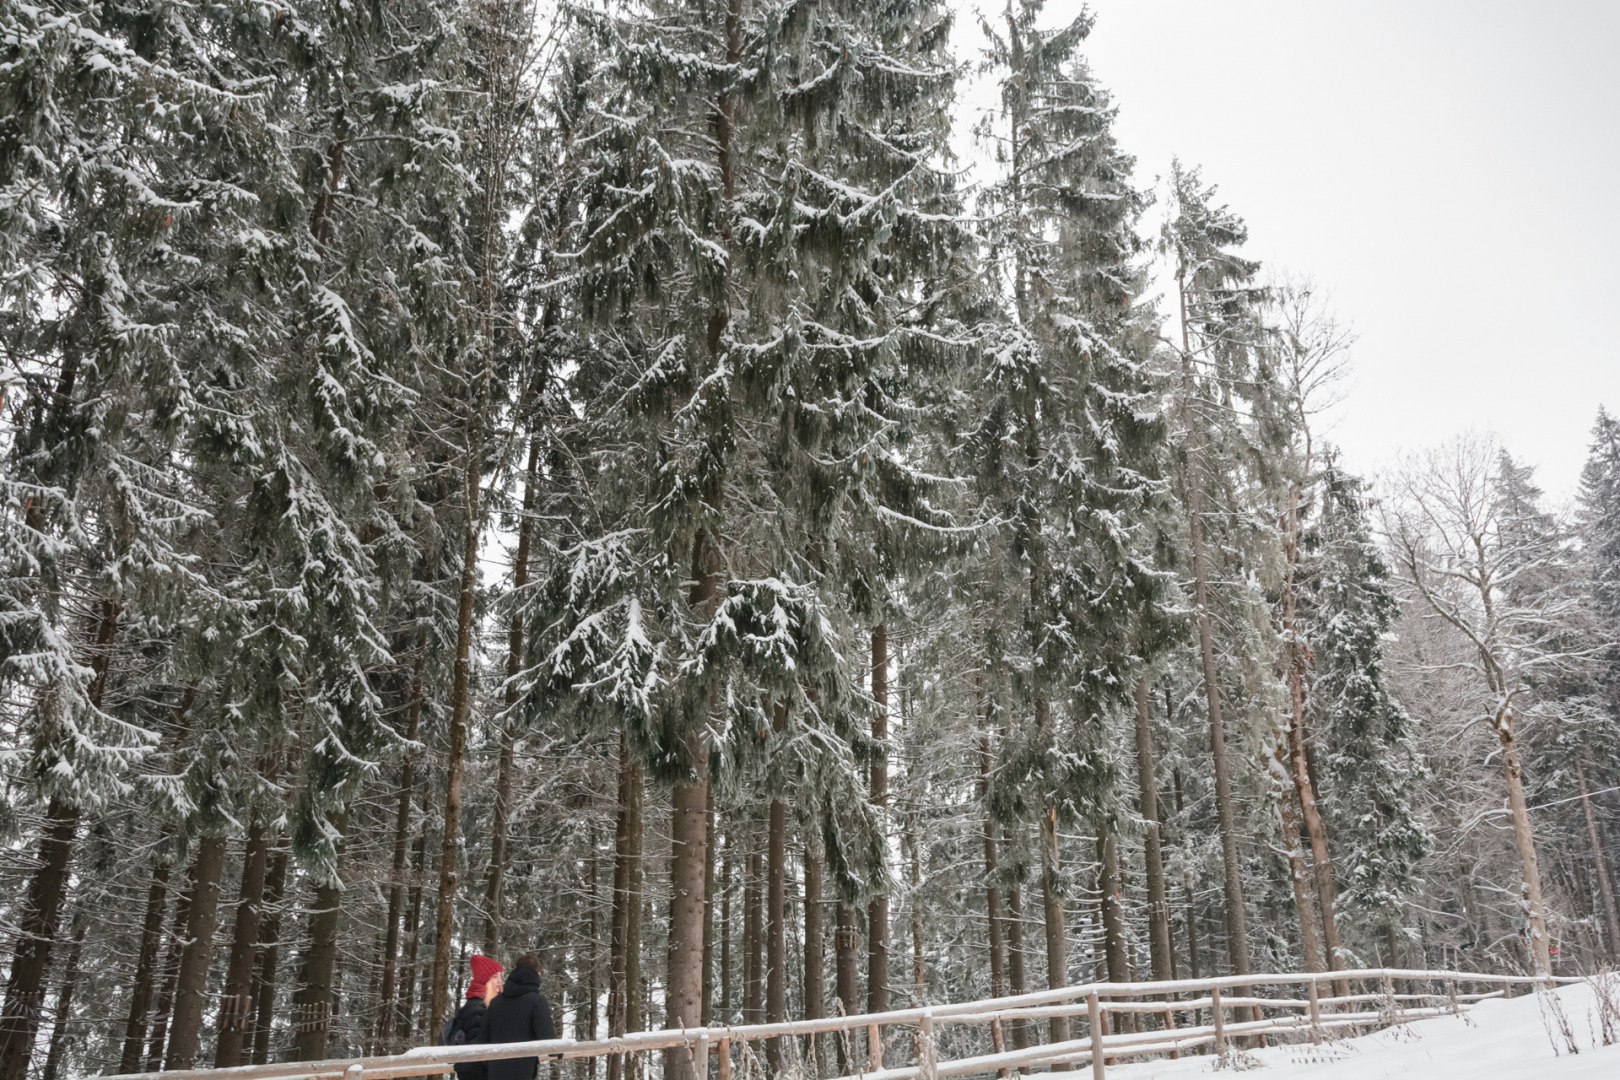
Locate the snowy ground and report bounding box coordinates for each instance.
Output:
[1105,980,1620,1080]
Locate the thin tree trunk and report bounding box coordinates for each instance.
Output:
[1006,883,1026,1049]
[868,623,889,1016]
[1172,768,1201,985]
[397,801,428,1046]
[767,710,788,1071]
[1498,716,1551,975]
[120,856,173,1072]
[39,918,84,1080]
[214,824,272,1066]
[146,859,195,1071]
[1132,678,1172,984]
[293,815,348,1062]
[744,839,763,1025]
[1097,836,1130,1035]
[251,845,289,1065]
[1177,328,1252,980]
[834,904,859,1072]
[665,729,709,1080]
[802,837,824,1067]
[607,736,643,1080]
[484,435,542,954]
[1578,762,1620,957]
[909,817,924,1001]
[431,468,485,1028]
[1273,748,1325,974]
[376,639,425,1053]
[702,788,716,1026]
[1039,809,1070,1060]
[720,844,733,1023]
[1286,684,1345,976]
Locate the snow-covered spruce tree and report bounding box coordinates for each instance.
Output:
[1161,161,1289,981]
[969,0,1172,1016]
[1304,464,1429,960]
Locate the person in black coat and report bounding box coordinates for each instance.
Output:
[449,954,503,1080]
[479,953,556,1080]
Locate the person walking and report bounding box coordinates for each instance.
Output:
[480,953,556,1080]
[447,955,503,1080]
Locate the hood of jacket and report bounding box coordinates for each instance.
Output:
[500,966,540,999]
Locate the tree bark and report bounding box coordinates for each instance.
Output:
[1178,336,1252,979]
[375,638,424,1053]
[120,856,173,1072]
[397,799,429,1045]
[39,918,84,1080]
[1578,762,1620,957]
[484,435,542,954]
[664,729,709,1080]
[720,843,733,1022]
[293,815,348,1062]
[214,824,272,1066]
[802,836,825,1062]
[868,623,889,1016]
[1132,678,1172,984]
[251,845,289,1066]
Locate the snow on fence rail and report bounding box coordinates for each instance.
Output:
[116,968,1581,1080]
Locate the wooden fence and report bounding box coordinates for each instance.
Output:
[115,968,1583,1080]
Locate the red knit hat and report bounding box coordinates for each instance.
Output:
[467,954,503,1000]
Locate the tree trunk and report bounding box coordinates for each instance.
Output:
[397,802,428,1045]
[1498,717,1551,975]
[165,833,230,1069]
[1578,761,1620,957]
[146,858,195,1071]
[251,845,289,1066]
[1272,747,1325,974]
[214,824,272,1066]
[702,788,716,1026]
[802,837,824,1066]
[1039,809,1070,1058]
[607,737,643,1080]
[1098,836,1130,1014]
[834,904,859,1072]
[1132,678,1172,984]
[484,436,541,954]
[1007,883,1026,1049]
[293,815,348,1062]
[868,623,889,1016]
[767,720,788,1070]
[665,730,709,1080]
[431,472,485,1028]
[744,839,763,1025]
[909,817,924,1001]
[1286,680,1345,978]
[375,638,425,1053]
[39,918,84,1080]
[120,856,173,1073]
[720,844,733,1022]
[1178,330,1252,980]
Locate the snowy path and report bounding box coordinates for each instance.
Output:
[1107,981,1619,1080]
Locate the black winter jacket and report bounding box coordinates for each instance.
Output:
[479,966,556,1080]
[449,999,489,1080]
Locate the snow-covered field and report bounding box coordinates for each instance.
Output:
[1107,980,1620,1080]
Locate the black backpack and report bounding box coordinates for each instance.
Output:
[442,1014,469,1046]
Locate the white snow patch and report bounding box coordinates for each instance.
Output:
[1105,981,1620,1080]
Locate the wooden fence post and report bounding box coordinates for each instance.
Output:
[1307,977,1322,1044]
[1210,985,1227,1065]
[917,1012,936,1080]
[717,1039,730,1080]
[694,1032,708,1080]
[1086,993,1105,1080]
[868,1023,882,1071]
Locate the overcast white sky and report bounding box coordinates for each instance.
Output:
[956,0,1619,501]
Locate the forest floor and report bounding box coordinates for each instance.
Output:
[1107,979,1619,1079]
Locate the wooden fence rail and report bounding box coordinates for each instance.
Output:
[114,968,1582,1080]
